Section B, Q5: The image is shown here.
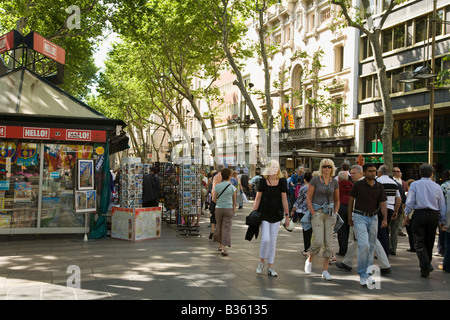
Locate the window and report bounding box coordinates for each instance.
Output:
[331,98,344,126]
[335,45,344,72]
[308,13,315,32]
[393,24,405,49]
[361,37,373,60]
[382,23,405,52]
[382,27,393,52]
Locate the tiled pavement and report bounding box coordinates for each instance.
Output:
[0,202,449,300]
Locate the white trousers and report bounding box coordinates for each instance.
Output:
[260,220,280,264]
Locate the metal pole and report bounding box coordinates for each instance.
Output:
[428,0,436,166]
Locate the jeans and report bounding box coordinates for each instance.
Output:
[353,213,378,279]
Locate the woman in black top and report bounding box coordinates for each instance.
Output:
[253,160,289,277]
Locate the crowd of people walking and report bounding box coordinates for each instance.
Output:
[205,159,449,287]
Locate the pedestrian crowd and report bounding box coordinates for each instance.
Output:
[206,159,450,288]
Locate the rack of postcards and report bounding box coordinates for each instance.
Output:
[119,161,145,208]
[177,157,202,237]
[154,162,179,225]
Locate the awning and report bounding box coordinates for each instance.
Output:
[274,148,335,158]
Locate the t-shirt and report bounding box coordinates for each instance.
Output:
[214,181,236,209]
[257,177,288,222]
[350,179,387,214]
[309,176,339,205]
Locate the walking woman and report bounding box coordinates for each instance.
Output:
[291,170,313,256]
[305,158,340,281]
[253,160,290,277]
[212,168,236,256]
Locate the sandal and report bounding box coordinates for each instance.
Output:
[220,249,228,256]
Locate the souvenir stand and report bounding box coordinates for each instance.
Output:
[177,157,202,237]
[155,162,179,226]
[111,158,161,241]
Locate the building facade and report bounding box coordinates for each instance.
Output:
[358,0,450,181]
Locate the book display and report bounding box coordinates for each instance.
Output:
[177,157,202,237]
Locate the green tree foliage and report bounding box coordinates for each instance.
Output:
[0,0,113,99]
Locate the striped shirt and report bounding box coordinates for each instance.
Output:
[376,175,400,211]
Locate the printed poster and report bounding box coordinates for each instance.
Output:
[14,182,32,203]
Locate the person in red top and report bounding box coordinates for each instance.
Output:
[337,171,354,256]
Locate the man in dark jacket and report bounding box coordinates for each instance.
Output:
[143,173,158,207]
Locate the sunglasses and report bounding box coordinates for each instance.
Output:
[322,165,332,169]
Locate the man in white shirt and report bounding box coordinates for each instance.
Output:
[376,165,401,257]
[405,164,446,277]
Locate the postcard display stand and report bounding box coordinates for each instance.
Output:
[111,159,161,241]
[157,162,179,225]
[177,158,202,237]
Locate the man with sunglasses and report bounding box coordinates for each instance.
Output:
[348,163,388,286]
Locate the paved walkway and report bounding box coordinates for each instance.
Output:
[0,201,449,300]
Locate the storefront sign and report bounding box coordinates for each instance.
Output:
[23,127,50,139]
[1,125,106,143]
[66,129,91,141]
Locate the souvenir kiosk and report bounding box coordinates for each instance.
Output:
[111,158,161,241]
[0,30,128,236]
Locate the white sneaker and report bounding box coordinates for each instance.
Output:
[322,271,332,281]
[360,276,375,286]
[305,258,312,274]
[268,268,278,277]
[256,262,264,274]
[360,277,367,286]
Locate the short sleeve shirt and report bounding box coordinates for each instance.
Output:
[309,176,339,205]
[257,177,288,222]
[350,179,387,214]
[214,181,236,209]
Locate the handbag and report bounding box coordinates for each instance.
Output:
[281,217,295,232]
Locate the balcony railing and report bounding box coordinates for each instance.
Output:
[280,123,355,142]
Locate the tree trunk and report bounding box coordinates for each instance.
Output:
[369,32,393,172]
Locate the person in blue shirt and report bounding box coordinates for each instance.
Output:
[405,163,446,277]
[212,168,236,256]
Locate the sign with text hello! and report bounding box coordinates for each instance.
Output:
[0,125,106,143]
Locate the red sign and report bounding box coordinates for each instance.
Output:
[24,32,66,65]
[23,127,50,139]
[66,129,91,141]
[0,125,106,143]
[0,30,21,54]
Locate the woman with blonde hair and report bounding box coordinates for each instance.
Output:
[305,158,340,280]
[253,160,290,277]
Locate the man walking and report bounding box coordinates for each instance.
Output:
[348,163,388,286]
[376,165,401,257]
[405,164,446,277]
[336,165,392,274]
